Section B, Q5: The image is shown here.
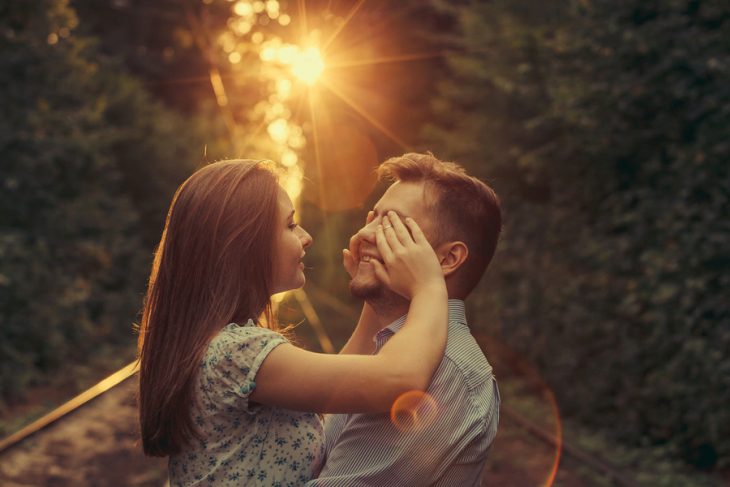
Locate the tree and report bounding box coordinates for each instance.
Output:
[0,0,218,406]
[425,0,730,469]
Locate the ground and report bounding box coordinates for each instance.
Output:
[0,375,595,487]
[1,329,719,486]
[0,379,165,487]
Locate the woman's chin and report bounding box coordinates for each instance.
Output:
[272,269,307,295]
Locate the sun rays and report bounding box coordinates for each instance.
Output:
[183,0,455,190]
[183,7,565,483]
[182,0,432,326]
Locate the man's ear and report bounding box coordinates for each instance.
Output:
[435,241,468,277]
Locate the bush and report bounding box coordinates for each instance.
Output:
[425,0,730,469]
[0,0,214,405]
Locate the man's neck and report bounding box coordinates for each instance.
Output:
[367,294,410,331]
[369,295,462,331]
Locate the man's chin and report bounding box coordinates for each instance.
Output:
[349,278,383,300]
[348,263,382,299]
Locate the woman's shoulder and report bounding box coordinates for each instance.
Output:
[197,320,290,408]
[202,320,289,375]
[210,320,285,348]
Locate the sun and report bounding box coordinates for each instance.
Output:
[291,47,325,86]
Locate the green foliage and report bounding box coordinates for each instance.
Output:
[0,0,219,405]
[426,0,729,470]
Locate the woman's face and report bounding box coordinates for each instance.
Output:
[272,187,313,294]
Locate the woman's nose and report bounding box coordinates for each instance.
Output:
[300,228,313,248]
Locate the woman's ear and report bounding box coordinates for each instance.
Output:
[436,241,469,277]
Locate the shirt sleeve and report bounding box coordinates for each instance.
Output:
[200,322,287,414]
[308,360,498,487]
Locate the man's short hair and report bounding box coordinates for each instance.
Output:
[378,152,502,297]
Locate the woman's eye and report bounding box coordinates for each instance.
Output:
[288,223,298,230]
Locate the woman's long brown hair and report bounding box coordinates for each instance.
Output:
[137,160,280,457]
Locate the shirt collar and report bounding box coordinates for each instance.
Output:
[374,299,467,351]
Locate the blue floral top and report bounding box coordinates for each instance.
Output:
[169,321,325,486]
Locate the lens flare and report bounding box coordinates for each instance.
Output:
[233,1,253,17]
[276,79,292,98]
[281,150,298,167]
[473,334,563,487]
[267,118,289,144]
[281,166,304,200]
[390,391,439,433]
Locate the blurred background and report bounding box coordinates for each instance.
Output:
[0,0,728,485]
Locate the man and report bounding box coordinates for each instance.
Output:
[310,153,502,486]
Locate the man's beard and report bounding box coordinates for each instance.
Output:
[349,266,407,309]
[349,269,383,299]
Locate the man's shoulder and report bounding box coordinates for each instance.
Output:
[441,323,493,394]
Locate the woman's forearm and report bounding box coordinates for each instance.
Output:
[376,283,448,391]
[339,303,380,355]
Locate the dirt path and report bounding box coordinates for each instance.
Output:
[481,407,591,486]
[0,379,166,487]
[0,375,594,486]
[482,418,583,486]
[0,328,600,486]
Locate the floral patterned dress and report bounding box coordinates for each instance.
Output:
[169,321,325,486]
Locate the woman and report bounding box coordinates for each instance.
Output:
[137,159,448,486]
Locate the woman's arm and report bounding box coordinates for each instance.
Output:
[338,303,379,355]
[251,213,448,413]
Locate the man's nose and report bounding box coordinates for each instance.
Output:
[355,217,380,243]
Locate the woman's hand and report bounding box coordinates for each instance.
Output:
[342,246,358,279]
[342,211,375,279]
[370,211,445,299]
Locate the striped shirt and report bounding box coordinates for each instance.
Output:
[308,300,499,486]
